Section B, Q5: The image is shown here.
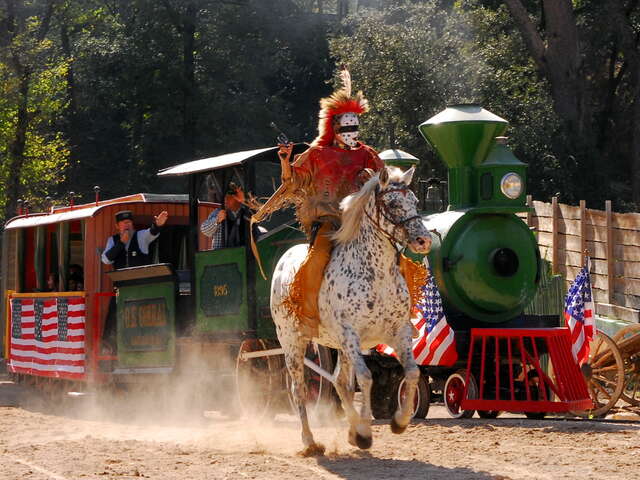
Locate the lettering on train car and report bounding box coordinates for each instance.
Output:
[200,263,243,316]
[213,284,229,297]
[121,298,170,352]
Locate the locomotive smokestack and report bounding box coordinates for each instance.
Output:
[418,104,508,208]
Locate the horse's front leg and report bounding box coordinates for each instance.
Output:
[391,324,421,434]
[280,334,325,456]
[339,329,374,449]
[331,352,365,448]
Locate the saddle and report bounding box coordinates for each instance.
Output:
[282,221,427,339]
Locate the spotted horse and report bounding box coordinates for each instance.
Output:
[271,166,432,455]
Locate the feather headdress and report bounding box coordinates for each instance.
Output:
[311,67,369,147]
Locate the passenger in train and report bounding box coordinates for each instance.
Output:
[200,182,254,250]
[101,209,169,269]
[46,273,58,292]
[100,209,168,353]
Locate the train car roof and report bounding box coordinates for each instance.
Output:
[157,146,278,177]
[4,193,187,230]
[157,143,308,177]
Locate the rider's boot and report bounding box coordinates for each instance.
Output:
[285,222,334,337]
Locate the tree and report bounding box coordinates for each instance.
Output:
[502,0,640,208]
[0,0,69,219]
[329,1,558,198]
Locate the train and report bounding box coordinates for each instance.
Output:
[1,104,555,419]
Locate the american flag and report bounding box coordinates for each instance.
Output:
[564,259,596,366]
[376,273,458,366]
[9,296,87,379]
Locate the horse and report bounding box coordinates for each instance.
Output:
[270,166,432,455]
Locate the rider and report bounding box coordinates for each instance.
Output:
[283,70,425,336]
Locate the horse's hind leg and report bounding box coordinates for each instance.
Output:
[281,336,325,456]
[391,329,420,434]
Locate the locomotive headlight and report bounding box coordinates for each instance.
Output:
[500,173,523,199]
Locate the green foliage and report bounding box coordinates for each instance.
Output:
[329,2,558,191]
[1,0,638,221]
[0,3,70,216]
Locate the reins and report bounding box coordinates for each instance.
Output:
[364,184,422,263]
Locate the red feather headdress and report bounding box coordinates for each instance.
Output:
[311,68,369,147]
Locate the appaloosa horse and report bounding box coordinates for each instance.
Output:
[271,166,432,455]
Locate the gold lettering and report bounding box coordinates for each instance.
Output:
[213,284,229,297]
[123,302,167,329]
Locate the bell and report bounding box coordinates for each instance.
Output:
[425,184,442,212]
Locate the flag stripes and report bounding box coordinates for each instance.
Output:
[9,297,87,379]
[376,272,458,367]
[564,259,596,366]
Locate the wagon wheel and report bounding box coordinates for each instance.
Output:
[570,332,625,418]
[286,342,336,414]
[235,338,285,419]
[612,324,640,406]
[397,373,431,419]
[444,369,477,419]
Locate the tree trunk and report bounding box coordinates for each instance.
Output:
[161,0,198,161]
[182,2,197,160]
[4,69,31,220]
[607,0,640,204]
[503,0,584,139]
[2,0,57,220]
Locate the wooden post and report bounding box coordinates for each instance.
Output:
[526,194,533,226]
[580,200,587,266]
[552,196,559,274]
[606,200,614,304]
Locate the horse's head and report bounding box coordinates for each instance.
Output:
[375,166,432,254]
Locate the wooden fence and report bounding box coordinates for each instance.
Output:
[520,197,640,323]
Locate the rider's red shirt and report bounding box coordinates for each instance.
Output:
[292,143,383,218]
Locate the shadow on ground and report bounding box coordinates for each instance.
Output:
[316,452,494,480]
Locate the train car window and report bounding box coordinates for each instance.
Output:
[2,230,20,292]
[197,168,256,251]
[22,228,37,291]
[46,227,58,291]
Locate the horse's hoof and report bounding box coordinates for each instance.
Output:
[348,429,357,447]
[355,433,372,450]
[390,416,408,434]
[299,443,325,457]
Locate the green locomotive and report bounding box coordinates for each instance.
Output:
[368,105,557,420]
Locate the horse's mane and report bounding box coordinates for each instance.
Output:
[334,167,405,245]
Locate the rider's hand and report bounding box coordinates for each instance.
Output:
[216,210,227,223]
[356,168,375,186]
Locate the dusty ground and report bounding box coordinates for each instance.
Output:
[0,375,639,480]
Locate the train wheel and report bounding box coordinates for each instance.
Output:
[444,370,477,419]
[286,342,335,414]
[570,332,625,418]
[397,373,430,419]
[235,339,284,419]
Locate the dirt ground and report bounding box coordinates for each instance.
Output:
[0,375,639,480]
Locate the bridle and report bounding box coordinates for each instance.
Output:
[364,183,423,260]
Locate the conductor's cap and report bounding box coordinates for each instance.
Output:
[115,210,134,223]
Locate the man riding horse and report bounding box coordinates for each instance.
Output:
[255,69,426,336]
